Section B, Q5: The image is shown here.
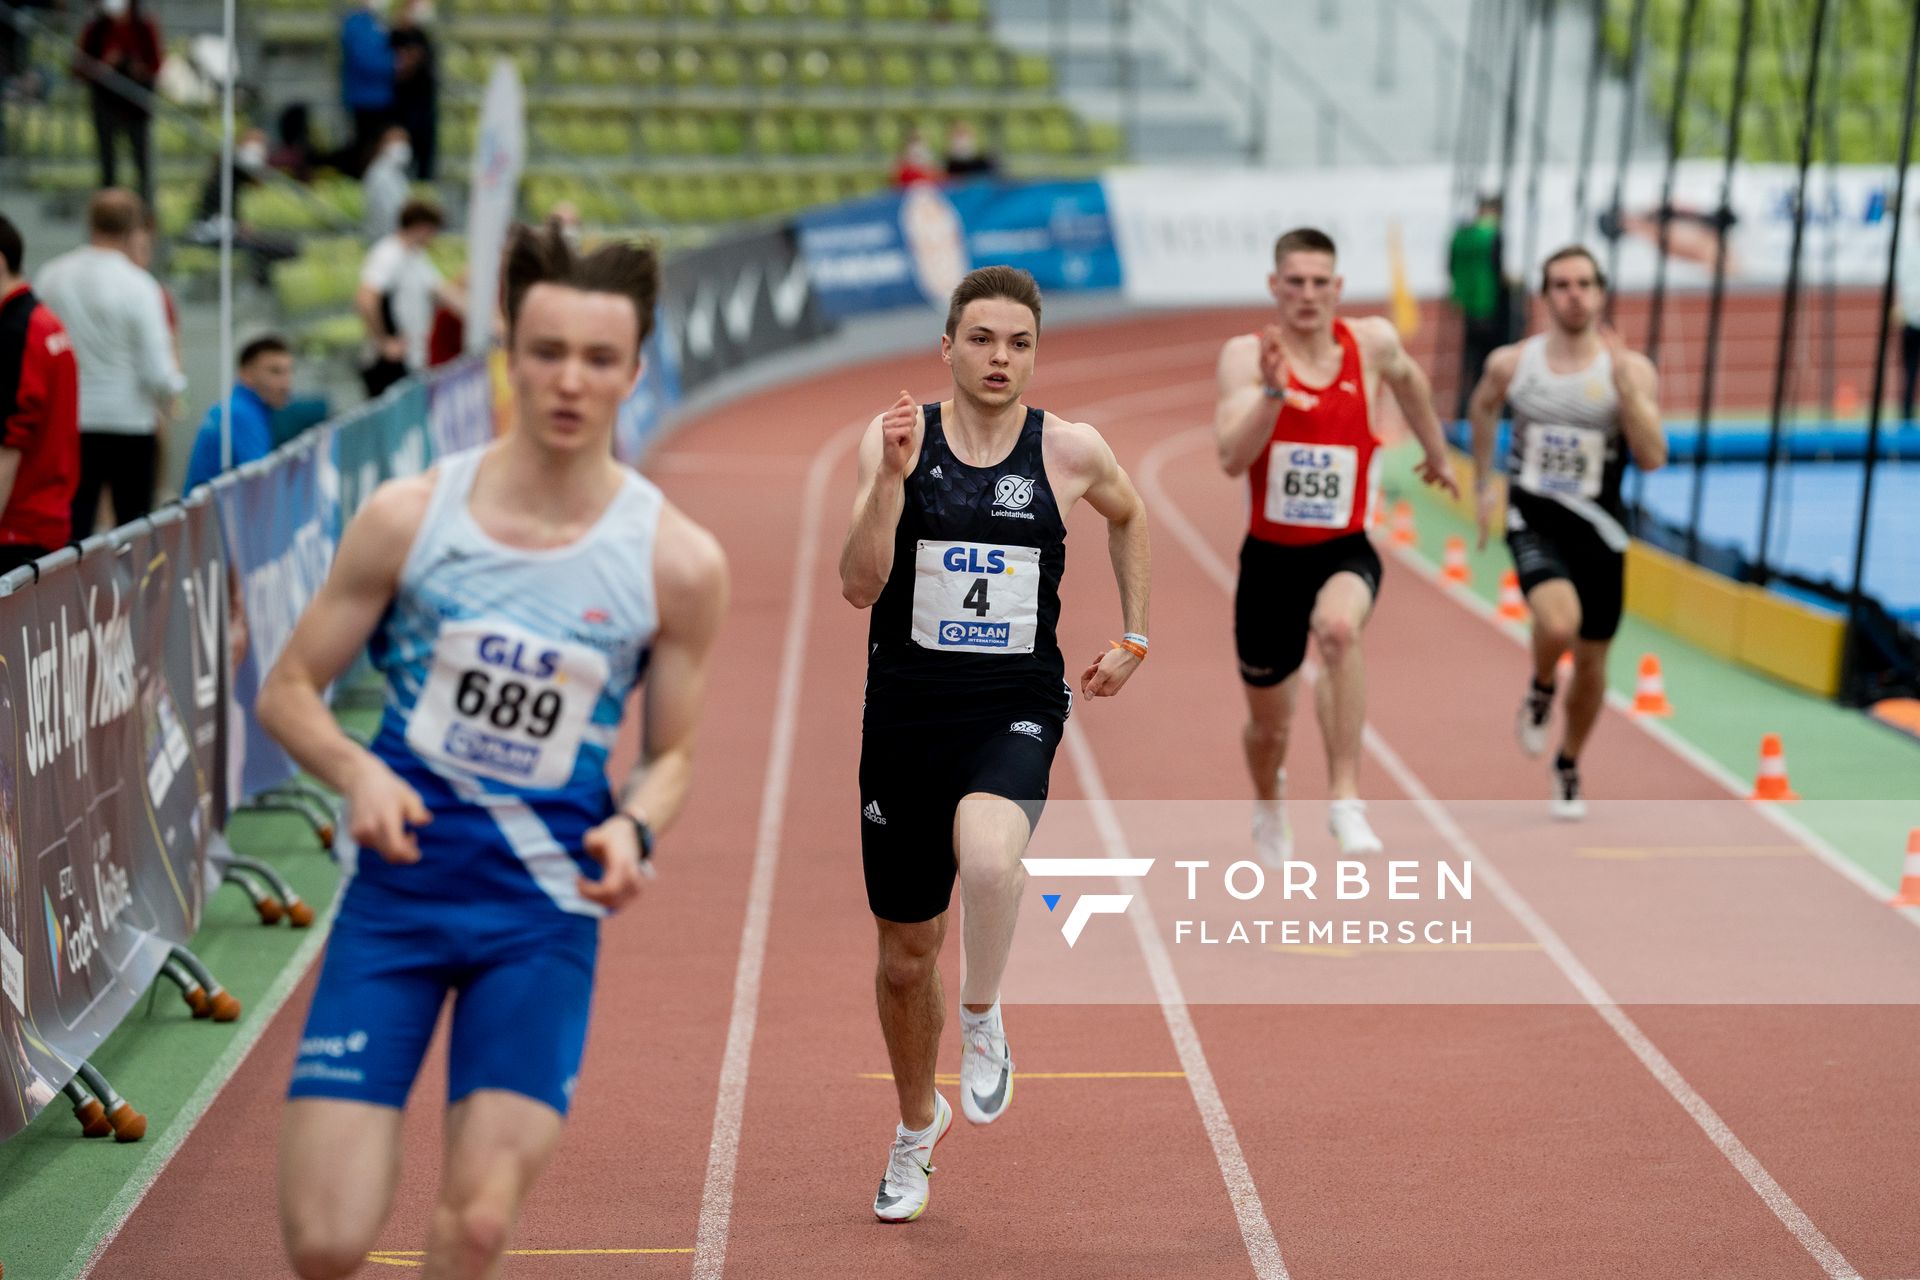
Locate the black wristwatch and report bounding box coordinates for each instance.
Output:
[624,812,655,862]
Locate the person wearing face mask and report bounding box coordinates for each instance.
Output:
[943,120,997,182]
[76,0,165,207]
[187,127,298,284]
[363,125,414,241]
[389,0,439,181]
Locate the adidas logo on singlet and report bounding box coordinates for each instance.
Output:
[928,465,944,479]
[863,800,886,825]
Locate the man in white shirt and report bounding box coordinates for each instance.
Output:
[356,198,461,398]
[35,188,187,535]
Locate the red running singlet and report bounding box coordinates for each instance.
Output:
[1245,318,1378,546]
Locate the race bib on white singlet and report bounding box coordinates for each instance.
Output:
[1519,424,1606,499]
[405,619,609,790]
[910,540,1041,654]
[1264,442,1358,528]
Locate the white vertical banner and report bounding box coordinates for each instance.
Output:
[464,58,526,355]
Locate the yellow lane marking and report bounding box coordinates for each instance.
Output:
[1578,846,1806,860]
[1266,942,1544,958]
[857,1071,1187,1082]
[367,1249,692,1266]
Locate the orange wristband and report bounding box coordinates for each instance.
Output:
[1111,639,1148,660]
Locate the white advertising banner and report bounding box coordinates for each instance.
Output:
[1102,162,1907,306]
[464,59,527,354]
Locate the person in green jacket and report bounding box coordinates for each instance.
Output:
[1449,195,1509,420]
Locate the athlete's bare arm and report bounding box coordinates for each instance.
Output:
[1045,417,1149,699]
[840,391,922,608]
[257,476,435,863]
[588,503,729,909]
[1467,343,1523,549]
[1213,330,1287,477]
[1602,330,1666,470]
[1355,316,1459,498]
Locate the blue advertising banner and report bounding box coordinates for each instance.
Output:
[614,321,683,467]
[211,429,341,800]
[795,179,1122,319]
[427,355,496,459]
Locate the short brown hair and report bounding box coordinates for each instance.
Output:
[1540,244,1607,292]
[944,265,1042,338]
[1273,227,1336,265]
[503,221,661,350]
[88,189,142,239]
[398,198,445,232]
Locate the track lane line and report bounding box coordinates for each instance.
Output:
[689,419,861,1280]
[1138,426,1862,1280]
[1063,723,1291,1280]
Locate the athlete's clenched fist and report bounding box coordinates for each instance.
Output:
[878,390,922,478]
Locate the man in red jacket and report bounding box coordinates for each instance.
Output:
[0,215,81,577]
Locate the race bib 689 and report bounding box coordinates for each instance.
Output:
[406,619,609,790]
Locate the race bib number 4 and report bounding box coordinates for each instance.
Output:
[406,619,608,790]
[910,540,1041,654]
[1520,424,1606,499]
[1264,442,1358,528]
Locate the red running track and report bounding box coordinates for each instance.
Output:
[89,311,1920,1279]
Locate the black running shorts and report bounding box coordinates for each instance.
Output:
[1505,492,1626,642]
[858,711,1064,924]
[1233,531,1384,688]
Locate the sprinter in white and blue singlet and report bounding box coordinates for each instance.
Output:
[840,266,1152,1224]
[257,224,727,1280]
[1468,244,1665,819]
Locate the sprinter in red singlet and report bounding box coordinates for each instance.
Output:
[1213,227,1457,861]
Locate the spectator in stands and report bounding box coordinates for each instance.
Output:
[1449,194,1509,421]
[389,0,439,181]
[357,197,461,397]
[182,334,294,492]
[0,214,80,576]
[1901,204,1920,425]
[891,128,942,188]
[269,103,320,182]
[944,120,997,181]
[340,0,396,175]
[362,124,414,241]
[76,0,164,207]
[184,129,300,284]
[35,189,185,536]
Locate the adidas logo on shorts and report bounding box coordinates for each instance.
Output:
[863,800,887,825]
[1008,721,1043,739]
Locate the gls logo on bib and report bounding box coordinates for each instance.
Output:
[993,475,1035,518]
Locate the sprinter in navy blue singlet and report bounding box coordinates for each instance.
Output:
[840,267,1152,1223]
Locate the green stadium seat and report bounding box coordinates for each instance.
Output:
[1011,53,1051,90]
[879,49,915,90]
[709,114,748,155]
[835,49,874,89]
[673,47,705,87]
[798,48,833,88]
[752,112,791,155]
[755,48,790,88]
[709,48,746,88]
[924,50,960,91]
[967,49,1005,89]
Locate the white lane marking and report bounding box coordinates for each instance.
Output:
[1138,427,1862,1280]
[690,421,859,1280]
[1064,725,1291,1280]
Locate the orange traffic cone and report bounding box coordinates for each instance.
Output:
[1441,535,1471,584]
[1748,733,1799,801]
[1557,650,1573,678]
[1369,495,1387,529]
[1631,654,1673,716]
[1496,570,1528,621]
[1890,830,1920,907]
[1390,500,1417,545]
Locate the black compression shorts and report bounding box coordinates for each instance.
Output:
[1505,493,1626,642]
[1233,531,1383,687]
[857,710,1064,924]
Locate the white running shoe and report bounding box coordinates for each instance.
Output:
[873,1092,953,1223]
[1551,757,1587,821]
[959,1010,1013,1125]
[1516,681,1554,758]
[1328,798,1384,855]
[1253,800,1294,868]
